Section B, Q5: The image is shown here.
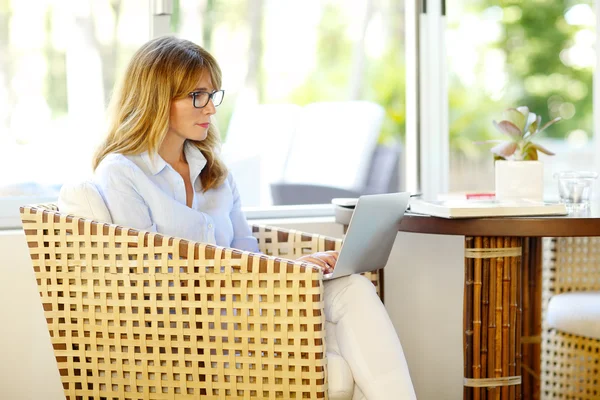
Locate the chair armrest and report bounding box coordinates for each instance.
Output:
[251,223,342,260]
[20,205,328,399]
[251,223,383,299]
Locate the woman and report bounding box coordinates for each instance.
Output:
[92,36,416,399]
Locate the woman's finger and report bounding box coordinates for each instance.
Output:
[319,253,337,268]
[311,251,337,268]
[326,251,339,261]
[298,255,327,269]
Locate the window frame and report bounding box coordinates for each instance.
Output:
[416,0,449,199]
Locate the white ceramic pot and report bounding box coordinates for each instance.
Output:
[495,160,544,201]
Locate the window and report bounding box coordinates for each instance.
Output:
[172,0,407,207]
[446,1,595,200]
[1,0,407,228]
[0,0,149,227]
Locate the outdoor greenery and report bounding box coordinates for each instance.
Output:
[2,0,593,149]
[167,0,405,144]
[449,0,594,158]
[501,0,593,138]
[0,0,595,196]
[190,0,593,152]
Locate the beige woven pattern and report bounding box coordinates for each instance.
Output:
[541,237,600,399]
[463,236,523,400]
[21,204,382,400]
[21,205,330,400]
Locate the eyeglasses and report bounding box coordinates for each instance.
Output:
[188,89,225,109]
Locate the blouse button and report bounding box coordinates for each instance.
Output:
[208,224,213,230]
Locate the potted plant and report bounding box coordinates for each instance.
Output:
[479,106,561,201]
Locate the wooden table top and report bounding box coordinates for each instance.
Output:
[335,204,600,238]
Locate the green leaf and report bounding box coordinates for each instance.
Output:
[516,106,530,129]
[522,145,538,161]
[523,112,537,135]
[493,120,522,138]
[532,143,555,156]
[537,117,562,134]
[491,141,518,158]
[503,107,527,132]
[528,114,541,135]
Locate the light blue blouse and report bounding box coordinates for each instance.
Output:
[93,142,259,252]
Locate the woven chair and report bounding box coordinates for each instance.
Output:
[20,203,380,400]
[541,237,600,399]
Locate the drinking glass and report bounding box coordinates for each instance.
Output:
[553,171,598,212]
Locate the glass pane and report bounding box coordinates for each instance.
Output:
[447,1,595,200]
[0,0,149,200]
[174,0,406,206]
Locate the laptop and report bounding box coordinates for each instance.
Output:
[324,192,410,280]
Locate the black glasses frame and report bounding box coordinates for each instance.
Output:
[188,89,225,109]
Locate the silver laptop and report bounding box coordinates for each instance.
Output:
[324,192,410,280]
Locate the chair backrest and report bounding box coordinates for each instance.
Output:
[224,104,301,178]
[223,104,302,206]
[20,205,329,399]
[540,238,600,399]
[544,237,600,296]
[542,236,600,316]
[223,101,385,205]
[282,101,385,191]
[363,142,402,194]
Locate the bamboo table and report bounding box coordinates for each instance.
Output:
[335,205,600,400]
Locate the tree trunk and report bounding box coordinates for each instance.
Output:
[179,0,207,46]
[348,0,374,100]
[243,0,264,104]
[203,0,215,49]
[65,0,105,127]
[104,0,122,107]
[0,2,12,132]
[386,0,404,49]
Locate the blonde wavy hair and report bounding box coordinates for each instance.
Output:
[93,36,227,191]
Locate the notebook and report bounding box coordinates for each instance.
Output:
[325,192,410,280]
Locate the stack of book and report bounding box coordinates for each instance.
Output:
[408,198,568,219]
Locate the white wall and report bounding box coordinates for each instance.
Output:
[0,230,64,400]
[0,220,465,399]
[386,232,464,399]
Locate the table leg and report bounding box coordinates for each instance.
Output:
[464,236,523,400]
[521,237,542,400]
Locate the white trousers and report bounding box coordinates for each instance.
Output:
[324,274,416,400]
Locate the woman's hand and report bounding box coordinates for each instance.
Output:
[297,251,339,275]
